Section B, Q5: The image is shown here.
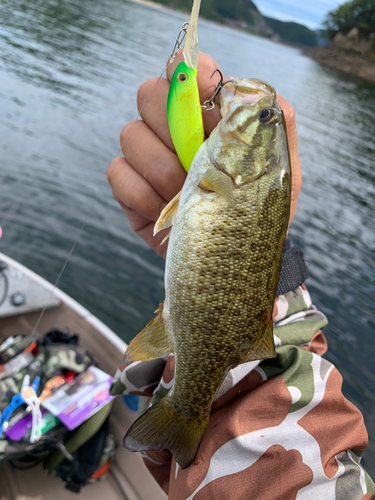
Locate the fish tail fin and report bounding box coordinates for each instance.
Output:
[123,397,209,469]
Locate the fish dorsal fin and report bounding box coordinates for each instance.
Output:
[199,170,235,206]
[241,321,276,363]
[126,301,173,362]
[154,191,181,236]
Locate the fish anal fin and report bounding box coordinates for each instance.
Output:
[154,191,181,236]
[199,170,235,206]
[123,397,209,469]
[125,301,173,362]
[241,322,276,363]
[160,229,172,245]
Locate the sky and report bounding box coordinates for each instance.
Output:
[254,0,346,29]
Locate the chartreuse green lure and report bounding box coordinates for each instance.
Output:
[167,62,203,173]
[167,0,204,173]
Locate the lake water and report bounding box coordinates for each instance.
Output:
[0,0,374,475]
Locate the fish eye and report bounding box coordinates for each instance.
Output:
[177,72,187,83]
[259,108,275,124]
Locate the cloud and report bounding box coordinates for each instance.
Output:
[255,0,346,28]
[257,7,320,29]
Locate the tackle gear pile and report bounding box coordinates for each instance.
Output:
[0,329,116,493]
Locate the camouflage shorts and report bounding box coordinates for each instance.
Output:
[111,285,375,500]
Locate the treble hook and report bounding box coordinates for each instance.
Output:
[201,69,233,112]
[170,22,189,62]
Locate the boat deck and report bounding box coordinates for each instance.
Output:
[0,252,167,500]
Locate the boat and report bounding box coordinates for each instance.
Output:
[0,251,167,500]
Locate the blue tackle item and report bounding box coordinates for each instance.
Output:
[123,395,140,412]
[0,374,41,439]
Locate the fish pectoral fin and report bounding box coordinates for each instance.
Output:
[199,170,235,206]
[123,397,209,470]
[154,191,181,236]
[241,321,276,363]
[125,301,173,362]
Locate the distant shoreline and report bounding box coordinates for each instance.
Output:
[128,0,164,8]
[126,0,311,51]
[304,33,375,84]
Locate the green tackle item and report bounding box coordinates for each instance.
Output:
[167,62,204,173]
[167,0,203,173]
[44,402,113,473]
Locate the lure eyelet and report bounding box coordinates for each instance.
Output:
[177,73,187,83]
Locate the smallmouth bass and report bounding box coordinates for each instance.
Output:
[123,78,291,469]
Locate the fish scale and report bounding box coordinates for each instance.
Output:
[123,77,291,469]
[168,178,289,408]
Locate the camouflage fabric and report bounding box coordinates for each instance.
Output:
[0,335,38,364]
[111,284,375,499]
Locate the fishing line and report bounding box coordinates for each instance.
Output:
[29,28,186,337]
[30,179,106,337]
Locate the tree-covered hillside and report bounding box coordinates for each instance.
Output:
[153,0,317,47]
[305,0,375,83]
[264,17,317,47]
[324,0,375,37]
[154,0,259,24]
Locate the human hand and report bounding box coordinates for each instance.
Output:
[107,52,302,259]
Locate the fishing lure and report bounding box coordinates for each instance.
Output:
[167,0,204,173]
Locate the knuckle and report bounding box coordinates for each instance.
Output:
[106,158,129,203]
[137,77,159,110]
[120,121,142,150]
[106,157,121,185]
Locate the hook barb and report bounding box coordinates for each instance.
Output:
[201,69,233,112]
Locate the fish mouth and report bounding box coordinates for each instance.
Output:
[207,77,280,187]
[219,78,276,117]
